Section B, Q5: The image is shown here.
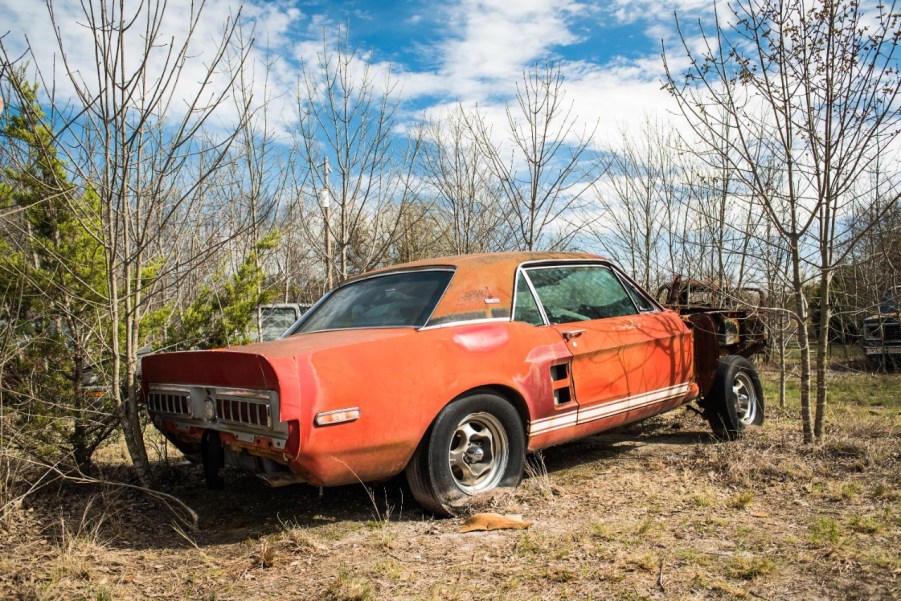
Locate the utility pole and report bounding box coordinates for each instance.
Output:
[319,158,333,289]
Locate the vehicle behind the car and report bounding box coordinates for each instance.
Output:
[862,286,901,367]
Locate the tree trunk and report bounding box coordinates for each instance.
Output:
[814,270,833,441]
[778,311,786,409]
[790,238,813,443]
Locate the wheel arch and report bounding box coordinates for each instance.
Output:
[405,383,531,469]
[448,384,530,435]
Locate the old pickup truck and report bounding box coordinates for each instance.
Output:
[862,286,901,368]
[142,252,765,515]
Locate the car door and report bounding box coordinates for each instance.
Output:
[522,263,691,429]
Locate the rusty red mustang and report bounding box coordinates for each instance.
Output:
[142,252,764,514]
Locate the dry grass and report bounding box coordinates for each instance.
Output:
[1,366,899,600]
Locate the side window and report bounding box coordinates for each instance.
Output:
[513,272,545,326]
[618,274,657,312]
[525,265,638,324]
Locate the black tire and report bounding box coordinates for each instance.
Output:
[405,392,525,516]
[704,355,764,440]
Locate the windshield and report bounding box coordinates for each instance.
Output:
[295,270,454,333]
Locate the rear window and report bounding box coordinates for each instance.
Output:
[295,270,453,332]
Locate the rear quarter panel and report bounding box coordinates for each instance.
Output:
[293,322,570,485]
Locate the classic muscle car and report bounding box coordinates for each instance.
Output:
[142,252,765,514]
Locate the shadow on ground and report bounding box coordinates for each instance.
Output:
[29,412,717,552]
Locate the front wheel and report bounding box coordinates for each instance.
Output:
[704,355,764,440]
[406,392,525,516]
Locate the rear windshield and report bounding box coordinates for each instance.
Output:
[295,270,453,333]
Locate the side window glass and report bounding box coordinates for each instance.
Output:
[526,266,638,324]
[618,275,657,312]
[513,272,545,326]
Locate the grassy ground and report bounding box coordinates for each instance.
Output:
[1,365,899,600]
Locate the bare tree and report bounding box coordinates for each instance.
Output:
[680,111,773,295]
[294,29,422,283]
[664,0,901,441]
[419,106,507,254]
[467,61,603,251]
[221,48,287,340]
[26,0,256,481]
[830,150,901,368]
[386,200,446,263]
[595,118,695,289]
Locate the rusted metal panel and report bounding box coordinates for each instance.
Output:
[657,274,768,365]
[685,313,719,397]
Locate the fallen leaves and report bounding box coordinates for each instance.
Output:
[459,513,532,533]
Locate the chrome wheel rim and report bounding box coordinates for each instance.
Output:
[732,372,758,426]
[448,412,509,494]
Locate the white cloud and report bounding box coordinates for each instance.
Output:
[0,0,711,155]
[440,0,580,82]
[1,1,298,120]
[603,0,712,25]
[381,0,712,149]
[376,0,591,102]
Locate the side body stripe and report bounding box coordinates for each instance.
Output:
[528,383,692,436]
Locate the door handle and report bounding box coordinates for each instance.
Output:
[562,329,585,341]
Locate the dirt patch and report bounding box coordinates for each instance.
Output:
[2,370,899,600]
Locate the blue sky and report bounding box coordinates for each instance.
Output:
[0,0,714,147]
[279,0,712,138]
[339,1,663,71]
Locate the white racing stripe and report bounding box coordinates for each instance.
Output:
[529,382,692,436]
[528,411,579,434]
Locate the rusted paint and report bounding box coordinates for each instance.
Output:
[143,251,714,489]
[685,313,719,398]
[353,251,602,325]
[657,274,768,363]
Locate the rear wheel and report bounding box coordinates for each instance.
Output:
[406,392,525,516]
[704,355,764,440]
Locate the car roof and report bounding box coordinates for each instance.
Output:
[348,251,609,327]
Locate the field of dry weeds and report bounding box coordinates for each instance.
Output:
[1,365,899,600]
